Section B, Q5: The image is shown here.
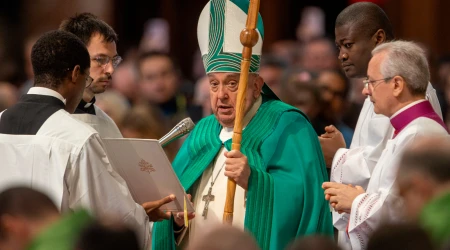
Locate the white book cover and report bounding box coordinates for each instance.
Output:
[102,138,194,213]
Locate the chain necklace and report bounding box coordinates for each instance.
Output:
[201,149,226,218]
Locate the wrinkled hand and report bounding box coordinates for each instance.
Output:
[224,150,251,190]
[142,195,175,222]
[318,125,346,168]
[173,194,195,227]
[322,182,365,214]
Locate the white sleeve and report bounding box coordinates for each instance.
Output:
[330,123,392,230]
[346,134,413,250]
[330,147,374,230]
[426,82,443,119]
[66,134,150,250]
[347,190,401,249]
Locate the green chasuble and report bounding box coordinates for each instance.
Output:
[419,192,450,247]
[26,210,93,250]
[152,97,333,250]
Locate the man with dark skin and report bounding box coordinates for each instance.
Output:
[319,2,442,249]
[320,2,442,191]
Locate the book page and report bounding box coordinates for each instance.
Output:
[102,138,194,213]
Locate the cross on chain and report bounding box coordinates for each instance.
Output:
[202,187,215,218]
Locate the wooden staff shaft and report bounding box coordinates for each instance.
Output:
[223,0,260,225]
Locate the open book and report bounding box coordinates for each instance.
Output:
[102,138,194,213]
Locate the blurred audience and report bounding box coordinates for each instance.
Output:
[75,220,139,250]
[435,55,450,122]
[296,6,326,44]
[342,78,365,129]
[120,104,166,139]
[397,136,450,247]
[137,51,199,124]
[193,75,211,118]
[0,187,60,250]
[187,225,260,250]
[120,104,178,161]
[19,35,39,97]
[279,68,330,135]
[298,37,339,74]
[95,89,130,129]
[259,54,289,97]
[317,70,353,146]
[192,49,206,83]
[0,82,18,112]
[269,40,299,66]
[139,18,170,54]
[443,68,450,127]
[286,235,341,250]
[111,62,139,105]
[367,223,434,250]
[279,68,320,118]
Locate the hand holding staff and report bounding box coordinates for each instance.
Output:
[223,0,261,225]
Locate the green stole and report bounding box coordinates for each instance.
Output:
[152,98,303,250]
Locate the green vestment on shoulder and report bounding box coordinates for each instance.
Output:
[152,97,333,250]
[26,210,93,250]
[420,192,450,247]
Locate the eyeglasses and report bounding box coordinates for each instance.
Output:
[85,75,94,88]
[91,55,123,69]
[363,77,394,89]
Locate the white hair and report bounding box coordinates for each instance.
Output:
[372,40,429,95]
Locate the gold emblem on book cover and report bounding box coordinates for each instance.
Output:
[139,159,155,174]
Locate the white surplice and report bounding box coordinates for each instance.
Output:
[72,104,123,138]
[0,89,150,249]
[335,100,448,250]
[330,83,442,240]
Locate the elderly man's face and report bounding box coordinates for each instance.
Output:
[208,72,263,128]
[367,52,396,116]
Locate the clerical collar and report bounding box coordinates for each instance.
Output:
[75,97,96,115]
[390,99,427,120]
[28,87,66,105]
[220,95,262,143]
[390,99,447,138]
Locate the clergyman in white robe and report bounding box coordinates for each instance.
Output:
[330,83,442,233]
[0,88,151,249]
[335,99,448,249]
[72,97,123,138]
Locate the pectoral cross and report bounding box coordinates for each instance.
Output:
[202,187,215,218]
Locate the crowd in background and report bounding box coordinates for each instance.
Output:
[1,4,450,250]
[1,7,450,157]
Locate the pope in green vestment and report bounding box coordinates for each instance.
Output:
[152,0,333,249]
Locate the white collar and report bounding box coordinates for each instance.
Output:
[27,87,67,105]
[220,95,262,143]
[390,99,427,119]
